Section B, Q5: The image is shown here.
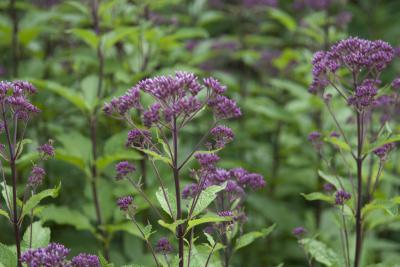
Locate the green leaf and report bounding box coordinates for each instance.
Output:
[80,75,99,111]
[363,135,400,155]
[99,253,114,267]
[155,187,176,219]
[318,170,351,191]
[105,222,147,239]
[31,79,89,113]
[158,219,185,234]
[21,183,61,218]
[39,205,95,232]
[103,27,138,49]
[190,183,226,217]
[0,209,9,220]
[267,8,297,32]
[362,200,398,217]
[136,148,172,165]
[0,243,16,267]
[186,216,229,233]
[96,151,142,173]
[324,137,351,152]
[21,221,51,250]
[234,224,276,251]
[69,28,99,50]
[301,192,334,204]
[299,238,338,266]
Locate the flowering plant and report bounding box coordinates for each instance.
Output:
[105,72,272,267]
[301,37,400,267]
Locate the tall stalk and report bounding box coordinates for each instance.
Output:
[89,0,109,259]
[354,112,364,267]
[172,118,184,267]
[2,108,22,267]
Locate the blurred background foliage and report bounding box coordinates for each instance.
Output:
[0,0,400,266]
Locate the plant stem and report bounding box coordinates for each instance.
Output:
[172,118,184,267]
[9,0,19,77]
[354,112,363,267]
[2,108,22,267]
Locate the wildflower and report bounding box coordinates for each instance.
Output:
[195,153,220,169]
[117,196,134,211]
[373,143,395,160]
[335,190,351,205]
[348,79,379,109]
[103,87,141,116]
[210,125,234,148]
[392,78,400,90]
[28,166,46,188]
[208,95,241,119]
[115,161,136,180]
[21,243,70,266]
[38,140,55,159]
[126,129,152,148]
[71,253,100,267]
[323,183,335,192]
[218,210,234,217]
[292,227,306,237]
[155,238,173,254]
[203,77,226,94]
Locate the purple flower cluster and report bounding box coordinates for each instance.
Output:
[183,153,265,202]
[37,141,55,159]
[28,166,46,188]
[335,190,351,205]
[392,78,400,90]
[209,125,234,149]
[155,237,173,254]
[308,131,323,150]
[347,79,379,109]
[310,38,394,95]
[115,161,136,180]
[21,243,70,267]
[292,226,306,237]
[117,196,134,211]
[373,143,395,160]
[21,243,99,267]
[71,253,100,267]
[104,72,241,128]
[0,80,40,120]
[126,129,152,148]
[293,0,332,10]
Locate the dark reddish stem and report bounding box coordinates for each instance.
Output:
[2,107,22,267]
[354,112,363,267]
[172,118,184,267]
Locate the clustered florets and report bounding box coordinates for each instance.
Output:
[373,143,396,160]
[0,80,40,120]
[155,237,173,254]
[37,141,55,160]
[115,161,136,180]
[28,166,46,188]
[335,190,351,205]
[309,37,394,98]
[292,226,306,237]
[104,72,241,130]
[183,153,265,202]
[208,125,234,149]
[21,243,99,267]
[117,196,134,211]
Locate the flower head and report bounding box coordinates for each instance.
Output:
[155,238,173,254]
[292,226,306,237]
[117,196,134,211]
[28,166,46,188]
[21,243,70,267]
[335,190,351,205]
[126,129,152,148]
[71,253,100,267]
[115,161,136,180]
[38,140,55,160]
[392,78,400,90]
[373,143,395,160]
[209,125,234,148]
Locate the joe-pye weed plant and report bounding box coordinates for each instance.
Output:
[105,72,272,267]
[0,80,59,267]
[300,37,400,267]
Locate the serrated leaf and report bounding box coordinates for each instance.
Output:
[234,224,276,251]
[186,216,229,233]
[156,187,176,219]
[39,204,94,232]
[31,79,89,113]
[190,183,226,217]
[21,221,50,250]
[301,192,334,203]
[21,183,61,218]
[69,28,99,50]
[158,219,185,234]
[299,238,338,266]
[0,243,16,267]
[136,147,172,165]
